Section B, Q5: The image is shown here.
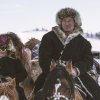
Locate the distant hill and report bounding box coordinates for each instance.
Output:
[23,28,48,33]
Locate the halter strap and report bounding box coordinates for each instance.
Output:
[47,78,72,100]
[58,45,66,64]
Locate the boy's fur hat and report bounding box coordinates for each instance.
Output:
[56,7,82,26]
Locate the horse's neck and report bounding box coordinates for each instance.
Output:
[0,95,9,100]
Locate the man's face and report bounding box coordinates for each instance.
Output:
[0,49,7,58]
[61,17,75,33]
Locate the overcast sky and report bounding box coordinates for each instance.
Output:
[0,0,100,33]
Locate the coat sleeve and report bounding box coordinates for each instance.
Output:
[73,41,93,75]
[14,59,28,83]
[39,34,53,74]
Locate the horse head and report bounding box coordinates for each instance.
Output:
[41,60,75,100]
[0,76,18,100]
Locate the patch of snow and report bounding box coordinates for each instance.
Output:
[86,38,100,53]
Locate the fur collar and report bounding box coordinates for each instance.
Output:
[52,26,81,45]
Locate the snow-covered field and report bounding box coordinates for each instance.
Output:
[16,31,46,44]
[87,38,100,53]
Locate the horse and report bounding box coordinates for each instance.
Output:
[19,38,41,100]
[0,75,19,100]
[20,76,34,100]
[20,59,42,100]
[34,61,84,100]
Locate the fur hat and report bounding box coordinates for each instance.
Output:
[56,7,82,26]
[0,33,16,52]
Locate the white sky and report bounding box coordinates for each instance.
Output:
[0,0,100,33]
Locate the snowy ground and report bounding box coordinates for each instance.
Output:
[95,58,100,64]
[86,38,100,53]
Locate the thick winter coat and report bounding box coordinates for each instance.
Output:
[38,30,100,100]
[39,31,93,74]
[0,57,27,100]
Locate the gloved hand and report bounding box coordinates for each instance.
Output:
[67,67,77,78]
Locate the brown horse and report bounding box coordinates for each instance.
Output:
[34,61,84,100]
[20,76,34,100]
[20,38,41,100]
[20,60,42,100]
[0,76,19,100]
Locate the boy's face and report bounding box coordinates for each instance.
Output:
[61,17,75,33]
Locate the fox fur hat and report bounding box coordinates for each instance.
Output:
[56,7,82,27]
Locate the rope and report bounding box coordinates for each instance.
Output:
[77,77,93,98]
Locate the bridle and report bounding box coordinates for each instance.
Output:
[0,95,9,100]
[47,78,74,100]
[0,76,10,100]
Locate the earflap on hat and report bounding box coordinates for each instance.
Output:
[7,39,16,52]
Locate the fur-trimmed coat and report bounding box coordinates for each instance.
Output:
[39,30,93,75]
[38,27,100,100]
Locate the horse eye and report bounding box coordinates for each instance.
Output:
[48,89,51,93]
[48,90,50,93]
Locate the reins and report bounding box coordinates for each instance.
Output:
[26,87,34,100]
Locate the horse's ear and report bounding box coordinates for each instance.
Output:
[50,60,57,71]
[65,60,73,73]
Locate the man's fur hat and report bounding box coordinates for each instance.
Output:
[56,7,82,27]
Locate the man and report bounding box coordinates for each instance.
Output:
[34,7,100,100]
[0,34,28,100]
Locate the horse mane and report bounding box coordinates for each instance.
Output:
[42,64,74,99]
